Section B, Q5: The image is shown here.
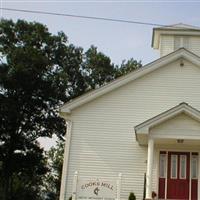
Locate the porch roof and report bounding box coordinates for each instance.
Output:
[134,102,200,145]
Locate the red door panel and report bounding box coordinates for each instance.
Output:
[191,180,197,200]
[167,152,190,200]
[158,178,165,198]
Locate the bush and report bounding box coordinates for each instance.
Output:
[128,192,136,200]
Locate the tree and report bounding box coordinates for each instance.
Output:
[0,18,142,200]
[0,19,75,200]
[43,140,64,200]
[82,45,116,89]
[116,58,142,77]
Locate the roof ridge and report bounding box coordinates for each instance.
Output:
[158,23,200,30]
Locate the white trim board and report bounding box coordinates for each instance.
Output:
[135,102,200,144]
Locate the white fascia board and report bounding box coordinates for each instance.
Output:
[183,51,200,66]
[135,103,200,144]
[60,49,200,114]
[135,103,200,135]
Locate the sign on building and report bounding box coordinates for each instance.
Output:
[72,172,122,200]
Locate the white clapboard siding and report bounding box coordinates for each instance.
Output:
[159,35,200,58]
[160,35,174,57]
[189,36,200,57]
[64,59,200,200]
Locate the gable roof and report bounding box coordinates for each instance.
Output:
[135,102,200,144]
[60,48,200,114]
[157,23,200,31]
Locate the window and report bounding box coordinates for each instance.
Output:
[171,155,177,179]
[174,36,181,50]
[191,155,198,179]
[180,155,187,179]
[174,36,189,50]
[159,154,166,178]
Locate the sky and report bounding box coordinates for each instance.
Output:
[2,1,200,65]
[1,0,200,149]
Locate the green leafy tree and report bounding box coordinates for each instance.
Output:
[116,58,142,77]
[0,19,80,200]
[82,45,116,89]
[0,18,142,200]
[43,140,64,200]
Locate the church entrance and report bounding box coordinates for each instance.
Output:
[158,151,198,200]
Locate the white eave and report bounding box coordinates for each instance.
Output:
[134,102,200,145]
[152,23,200,49]
[60,48,200,114]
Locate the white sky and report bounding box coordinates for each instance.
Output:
[2,0,200,149]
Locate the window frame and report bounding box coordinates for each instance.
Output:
[159,154,167,178]
[179,155,187,179]
[174,36,189,50]
[191,155,198,179]
[170,154,178,179]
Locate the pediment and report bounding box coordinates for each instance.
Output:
[135,102,200,145]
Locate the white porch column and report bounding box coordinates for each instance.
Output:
[146,138,154,200]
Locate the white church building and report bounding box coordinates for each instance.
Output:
[59,24,200,200]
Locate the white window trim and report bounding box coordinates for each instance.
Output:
[191,155,198,179]
[171,154,178,179]
[174,36,189,50]
[179,155,187,179]
[159,154,166,178]
[180,37,184,48]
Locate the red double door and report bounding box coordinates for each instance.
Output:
[158,152,198,200]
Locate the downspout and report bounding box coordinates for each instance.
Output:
[59,120,72,200]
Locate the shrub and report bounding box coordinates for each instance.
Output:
[128,192,136,200]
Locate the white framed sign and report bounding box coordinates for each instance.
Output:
[72,172,122,200]
[78,178,116,199]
